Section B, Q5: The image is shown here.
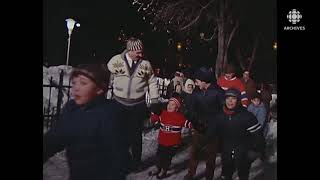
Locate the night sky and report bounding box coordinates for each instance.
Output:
[44,0,277,82]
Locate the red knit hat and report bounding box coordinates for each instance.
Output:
[169,96,182,109]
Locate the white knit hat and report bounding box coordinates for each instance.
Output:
[126,37,144,51]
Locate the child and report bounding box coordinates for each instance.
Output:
[149,96,192,179]
[247,92,267,161]
[247,92,268,131]
[43,64,126,180]
[213,88,265,180]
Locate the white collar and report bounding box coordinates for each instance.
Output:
[125,53,133,67]
[224,76,237,81]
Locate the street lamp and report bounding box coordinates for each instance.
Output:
[273,42,277,50]
[177,42,182,51]
[65,18,78,68]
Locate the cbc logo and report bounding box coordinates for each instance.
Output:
[287,9,302,24]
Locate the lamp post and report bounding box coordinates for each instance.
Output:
[65,18,77,68]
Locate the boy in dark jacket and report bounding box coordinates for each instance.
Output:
[209,88,265,180]
[149,96,193,179]
[43,64,127,180]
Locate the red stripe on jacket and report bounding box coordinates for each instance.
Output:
[150,111,192,146]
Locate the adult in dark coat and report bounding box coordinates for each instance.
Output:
[183,67,225,180]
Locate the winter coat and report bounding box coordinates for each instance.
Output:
[180,91,193,119]
[43,96,127,180]
[151,110,192,146]
[260,89,272,108]
[210,106,265,157]
[241,78,257,101]
[107,50,159,106]
[247,102,267,127]
[186,83,225,133]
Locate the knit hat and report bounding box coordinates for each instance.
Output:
[169,96,182,109]
[194,67,215,83]
[126,37,144,51]
[225,64,236,74]
[225,88,241,99]
[70,64,110,91]
[251,91,261,100]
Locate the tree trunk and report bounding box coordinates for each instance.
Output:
[215,0,237,79]
[215,0,226,78]
[248,35,259,71]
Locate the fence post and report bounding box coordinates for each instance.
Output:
[55,70,64,121]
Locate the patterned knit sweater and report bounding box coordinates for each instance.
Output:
[107,50,159,106]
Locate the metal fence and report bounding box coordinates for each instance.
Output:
[43,71,72,131]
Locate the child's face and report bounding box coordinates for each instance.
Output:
[225,96,238,109]
[71,75,103,105]
[167,100,178,112]
[195,79,206,90]
[175,85,182,93]
[251,98,261,106]
[187,84,193,93]
[225,73,235,80]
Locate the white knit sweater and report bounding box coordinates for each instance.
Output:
[107,50,159,106]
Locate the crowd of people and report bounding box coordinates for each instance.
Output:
[43,37,277,180]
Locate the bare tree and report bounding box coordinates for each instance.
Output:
[131,0,262,78]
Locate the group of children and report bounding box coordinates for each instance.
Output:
[43,63,275,180]
[147,68,274,179]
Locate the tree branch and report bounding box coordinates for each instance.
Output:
[248,34,260,71]
[179,0,216,31]
[203,26,218,41]
[226,20,239,47]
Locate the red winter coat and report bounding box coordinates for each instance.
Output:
[151,111,192,146]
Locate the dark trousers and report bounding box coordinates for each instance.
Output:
[156,144,178,170]
[221,150,252,180]
[114,100,148,164]
[187,131,218,179]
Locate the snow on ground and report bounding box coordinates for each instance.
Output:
[43,128,276,180]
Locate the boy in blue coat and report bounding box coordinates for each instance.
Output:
[43,64,127,180]
[247,92,268,135]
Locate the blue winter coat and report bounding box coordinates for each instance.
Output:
[247,102,267,127]
[43,96,127,180]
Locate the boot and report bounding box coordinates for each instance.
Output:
[183,173,194,180]
[156,169,167,179]
[148,167,161,176]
